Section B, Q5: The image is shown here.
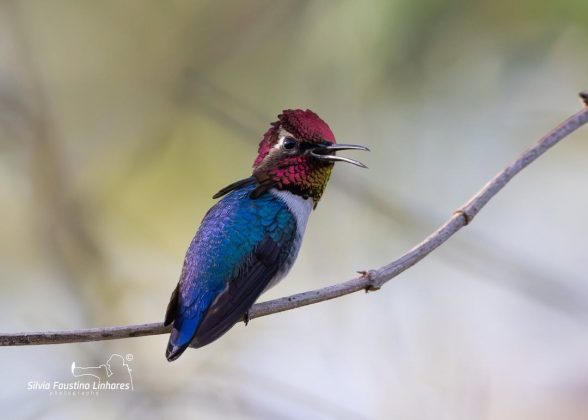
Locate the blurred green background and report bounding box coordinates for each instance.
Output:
[1,1,588,419]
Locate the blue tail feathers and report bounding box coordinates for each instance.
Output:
[164,284,203,361]
[166,315,201,361]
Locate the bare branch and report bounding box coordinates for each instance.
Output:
[1,93,587,347]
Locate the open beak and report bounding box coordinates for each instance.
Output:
[310,143,370,168]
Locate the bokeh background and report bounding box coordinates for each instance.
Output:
[1,1,588,419]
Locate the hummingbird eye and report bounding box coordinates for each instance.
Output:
[282,137,298,151]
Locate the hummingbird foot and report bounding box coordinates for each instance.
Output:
[580,90,588,106]
[358,270,381,292]
[243,311,250,326]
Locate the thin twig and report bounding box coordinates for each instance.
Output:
[1,93,587,347]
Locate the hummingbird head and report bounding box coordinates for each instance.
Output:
[251,109,369,205]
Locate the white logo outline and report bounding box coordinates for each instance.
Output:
[70,353,134,391]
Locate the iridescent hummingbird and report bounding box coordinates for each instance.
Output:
[164,109,369,361]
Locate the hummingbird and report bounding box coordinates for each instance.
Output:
[164,109,369,361]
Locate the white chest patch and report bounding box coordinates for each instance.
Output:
[263,189,313,291]
[270,188,313,238]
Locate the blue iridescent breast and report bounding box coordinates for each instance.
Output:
[179,184,305,308]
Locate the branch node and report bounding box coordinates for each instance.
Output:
[454,209,473,225]
[358,270,382,292]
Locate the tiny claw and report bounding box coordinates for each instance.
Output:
[243,311,250,326]
[365,284,381,293]
[581,90,588,106]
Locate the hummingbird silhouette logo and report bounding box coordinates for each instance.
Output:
[164,109,369,361]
